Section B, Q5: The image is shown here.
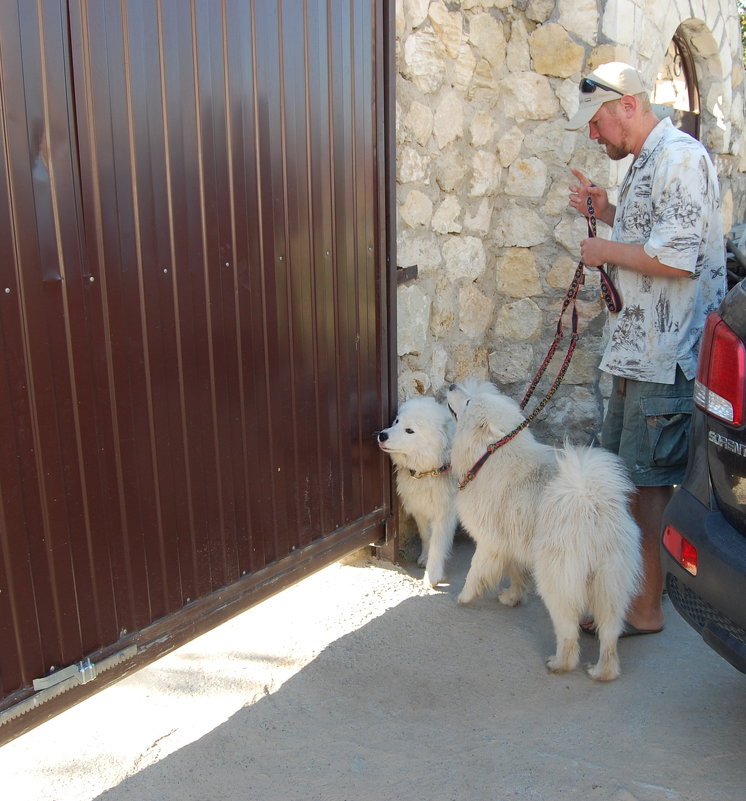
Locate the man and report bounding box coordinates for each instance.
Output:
[566,62,726,635]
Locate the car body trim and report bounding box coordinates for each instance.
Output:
[708,430,746,457]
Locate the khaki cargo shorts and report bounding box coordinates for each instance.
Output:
[600,367,694,487]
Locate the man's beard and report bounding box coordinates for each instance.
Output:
[603,141,629,161]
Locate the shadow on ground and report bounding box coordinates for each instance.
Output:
[92,540,746,801]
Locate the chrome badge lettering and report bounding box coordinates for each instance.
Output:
[708,430,746,457]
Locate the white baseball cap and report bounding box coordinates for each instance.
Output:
[566,62,648,130]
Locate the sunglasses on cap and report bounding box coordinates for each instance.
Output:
[580,77,624,96]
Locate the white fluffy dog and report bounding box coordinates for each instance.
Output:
[447,381,642,681]
[377,396,457,586]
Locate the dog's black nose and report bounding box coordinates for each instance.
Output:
[377,431,388,442]
[449,383,457,391]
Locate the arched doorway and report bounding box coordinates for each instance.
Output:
[652,31,701,139]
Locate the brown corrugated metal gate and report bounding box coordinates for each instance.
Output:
[0,0,395,743]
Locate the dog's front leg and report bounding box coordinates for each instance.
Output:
[411,513,431,568]
[458,545,504,604]
[497,563,530,607]
[423,508,457,587]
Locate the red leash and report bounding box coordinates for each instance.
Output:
[586,196,622,314]
[520,196,621,410]
[458,199,621,490]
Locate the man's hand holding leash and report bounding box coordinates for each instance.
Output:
[568,168,615,269]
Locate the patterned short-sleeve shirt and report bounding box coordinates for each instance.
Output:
[599,118,727,384]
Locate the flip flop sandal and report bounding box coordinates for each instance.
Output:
[580,619,663,637]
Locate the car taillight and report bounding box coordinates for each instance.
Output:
[694,313,746,426]
[663,525,698,575]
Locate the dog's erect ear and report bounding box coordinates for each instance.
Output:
[435,423,450,452]
[466,398,509,441]
[439,410,456,438]
[447,397,467,421]
[446,384,473,420]
[485,418,504,440]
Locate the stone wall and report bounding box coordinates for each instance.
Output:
[394,0,746,446]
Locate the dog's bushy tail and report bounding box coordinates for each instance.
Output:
[535,445,643,600]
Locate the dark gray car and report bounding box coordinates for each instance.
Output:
[661,276,746,673]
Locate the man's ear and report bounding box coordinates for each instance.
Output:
[619,93,638,118]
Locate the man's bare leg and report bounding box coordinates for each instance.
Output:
[625,485,671,632]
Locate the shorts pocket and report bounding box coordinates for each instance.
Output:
[640,395,693,469]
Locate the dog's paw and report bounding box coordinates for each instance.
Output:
[457,589,476,605]
[497,587,524,607]
[586,661,620,682]
[417,549,429,568]
[424,569,443,587]
[546,655,573,674]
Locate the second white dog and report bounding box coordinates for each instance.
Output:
[447,381,642,681]
[377,396,457,586]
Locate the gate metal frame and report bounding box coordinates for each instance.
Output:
[0,0,398,746]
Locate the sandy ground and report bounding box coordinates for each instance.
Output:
[1,536,745,801]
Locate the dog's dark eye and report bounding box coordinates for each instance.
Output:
[405,428,414,434]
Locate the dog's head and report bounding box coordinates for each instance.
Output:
[447,381,524,448]
[446,378,500,421]
[377,396,454,470]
